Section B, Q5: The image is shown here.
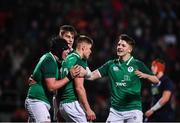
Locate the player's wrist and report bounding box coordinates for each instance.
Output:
[149,109,154,113]
[150,101,162,111]
[66,72,73,81]
[85,67,92,79]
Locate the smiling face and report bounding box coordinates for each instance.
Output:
[117,39,132,58]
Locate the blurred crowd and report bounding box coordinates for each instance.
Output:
[0,0,180,121]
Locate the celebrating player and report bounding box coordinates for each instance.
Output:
[85,34,160,123]
[58,35,96,122]
[25,37,82,122]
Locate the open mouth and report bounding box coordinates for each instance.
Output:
[117,49,123,52]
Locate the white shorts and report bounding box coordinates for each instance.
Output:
[106,108,143,123]
[25,98,51,122]
[59,101,88,122]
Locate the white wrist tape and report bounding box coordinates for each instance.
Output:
[150,101,162,111]
[85,67,92,79]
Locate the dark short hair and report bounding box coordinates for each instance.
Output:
[117,34,135,48]
[49,37,69,58]
[60,25,77,36]
[74,35,93,48]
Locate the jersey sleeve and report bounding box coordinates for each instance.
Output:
[136,60,153,75]
[64,55,78,70]
[98,60,111,77]
[76,59,88,69]
[41,58,57,78]
[161,77,174,92]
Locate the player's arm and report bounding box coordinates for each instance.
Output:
[84,69,101,81]
[135,70,160,84]
[45,65,81,92]
[74,77,96,121]
[145,90,172,117]
[45,77,69,92]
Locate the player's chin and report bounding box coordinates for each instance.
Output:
[117,52,123,56]
[68,43,72,47]
[85,55,90,60]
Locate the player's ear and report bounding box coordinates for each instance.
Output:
[128,47,132,53]
[82,45,86,51]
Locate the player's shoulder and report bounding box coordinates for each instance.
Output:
[40,53,54,62]
[66,52,79,60]
[132,58,144,65]
[105,59,117,65]
[161,75,173,83]
[64,52,80,65]
[106,59,123,64]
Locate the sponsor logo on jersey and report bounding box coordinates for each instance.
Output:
[128,66,134,72]
[116,81,126,87]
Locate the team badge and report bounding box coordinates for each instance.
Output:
[113,66,119,71]
[128,66,134,72]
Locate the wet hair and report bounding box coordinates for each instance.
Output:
[59,25,77,36]
[74,35,93,49]
[117,34,135,48]
[49,37,69,59]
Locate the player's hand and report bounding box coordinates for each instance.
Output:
[86,109,96,121]
[145,109,154,117]
[78,66,88,78]
[135,70,148,79]
[69,65,81,78]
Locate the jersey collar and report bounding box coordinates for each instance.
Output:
[126,56,133,65]
[117,56,133,66]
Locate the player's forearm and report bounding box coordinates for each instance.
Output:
[159,91,171,105]
[150,91,171,111]
[51,72,74,91]
[135,70,160,84]
[53,77,69,90]
[47,77,69,91]
[146,75,160,84]
[86,70,101,81]
[158,98,168,106]
[76,87,91,111]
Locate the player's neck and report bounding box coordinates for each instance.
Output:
[119,54,131,62]
[75,49,83,59]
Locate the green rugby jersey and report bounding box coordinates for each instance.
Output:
[98,56,153,111]
[59,51,88,103]
[27,52,59,104]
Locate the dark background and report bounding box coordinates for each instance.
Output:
[0,0,180,121]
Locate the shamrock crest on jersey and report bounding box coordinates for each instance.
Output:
[128,66,134,72]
